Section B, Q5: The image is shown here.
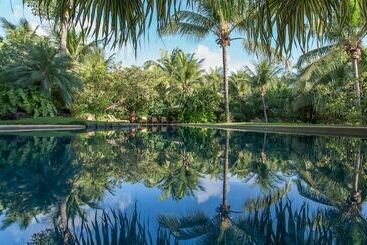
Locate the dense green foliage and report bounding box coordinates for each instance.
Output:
[1,0,367,124]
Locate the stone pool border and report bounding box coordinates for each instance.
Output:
[0,123,141,132]
[0,125,87,132]
[186,124,367,138]
[1,123,367,137]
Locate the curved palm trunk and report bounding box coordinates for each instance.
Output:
[261,94,268,123]
[222,45,230,123]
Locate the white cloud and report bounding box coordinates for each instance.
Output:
[195,176,224,203]
[195,44,222,72]
[195,44,255,72]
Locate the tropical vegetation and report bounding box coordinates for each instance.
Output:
[1,0,367,124]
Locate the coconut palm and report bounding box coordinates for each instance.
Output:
[203,67,222,94]
[295,4,367,109]
[145,48,204,95]
[1,42,82,107]
[160,0,252,122]
[293,51,352,121]
[293,141,367,242]
[158,131,251,243]
[244,60,282,123]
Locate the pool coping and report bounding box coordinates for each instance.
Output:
[185,124,367,138]
[0,125,87,132]
[1,123,367,137]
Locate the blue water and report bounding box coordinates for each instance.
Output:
[0,126,365,244]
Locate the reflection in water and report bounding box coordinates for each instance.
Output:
[0,128,365,244]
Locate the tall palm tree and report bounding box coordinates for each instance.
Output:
[160,0,251,122]
[158,130,255,243]
[293,51,352,121]
[244,60,282,123]
[295,2,367,109]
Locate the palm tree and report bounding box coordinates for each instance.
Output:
[65,27,99,62]
[203,67,222,94]
[145,48,204,95]
[1,42,82,107]
[244,60,282,123]
[250,1,367,112]
[293,140,367,242]
[295,4,366,109]
[293,51,352,121]
[0,18,35,38]
[160,0,251,122]
[158,130,254,243]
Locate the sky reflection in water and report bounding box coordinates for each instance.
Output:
[0,127,365,244]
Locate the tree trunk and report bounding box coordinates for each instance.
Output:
[222,130,229,208]
[60,19,68,53]
[351,144,362,204]
[59,6,70,53]
[352,58,362,108]
[222,45,230,123]
[59,199,69,243]
[261,94,268,123]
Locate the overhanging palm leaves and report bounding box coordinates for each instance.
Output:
[34,0,183,50]
[248,0,367,55]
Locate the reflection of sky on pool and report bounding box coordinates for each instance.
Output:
[0,129,365,244]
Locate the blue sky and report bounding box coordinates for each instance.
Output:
[0,0,297,71]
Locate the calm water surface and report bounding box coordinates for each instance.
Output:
[0,127,366,244]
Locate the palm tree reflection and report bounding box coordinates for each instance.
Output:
[158,130,250,243]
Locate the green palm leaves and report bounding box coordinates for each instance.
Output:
[1,42,82,107]
[160,0,251,122]
[244,60,282,123]
[145,48,204,94]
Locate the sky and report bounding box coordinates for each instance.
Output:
[0,0,296,72]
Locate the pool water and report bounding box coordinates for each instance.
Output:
[0,126,366,244]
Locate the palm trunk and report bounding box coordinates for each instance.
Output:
[352,58,362,108]
[261,94,268,123]
[60,199,69,243]
[222,45,230,123]
[59,3,71,53]
[351,144,362,205]
[354,144,361,193]
[60,18,68,53]
[222,130,229,207]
